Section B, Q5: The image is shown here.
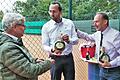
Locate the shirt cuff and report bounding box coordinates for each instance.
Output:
[110,58,117,67]
[69,39,78,45]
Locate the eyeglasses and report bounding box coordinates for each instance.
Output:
[16,24,26,27]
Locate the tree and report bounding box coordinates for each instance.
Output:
[73,0,119,20]
[13,0,51,21]
[13,0,119,21]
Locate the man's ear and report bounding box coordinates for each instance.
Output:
[104,20,108,25]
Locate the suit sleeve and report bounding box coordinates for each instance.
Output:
[1,44,51,78]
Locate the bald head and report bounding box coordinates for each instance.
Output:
[93,13,109,32]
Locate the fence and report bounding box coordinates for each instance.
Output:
[0,19,120,80]
[0,0,89,79]
[22,35,88,80]
[20,19,120,80]
[0,0,120,80]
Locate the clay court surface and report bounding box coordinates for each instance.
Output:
[22,34,88,80]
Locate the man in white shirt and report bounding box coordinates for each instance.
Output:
[42,1,78,80]
[77,12,120,80]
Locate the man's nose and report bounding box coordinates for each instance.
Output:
[93,22,97,26]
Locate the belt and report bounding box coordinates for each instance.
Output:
[102,66,120,72]
[60,53,72,57]
[50,53,72,59]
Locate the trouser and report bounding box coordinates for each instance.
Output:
[88,63,100,80]
[100,66,120,80]
[50,53,75,80]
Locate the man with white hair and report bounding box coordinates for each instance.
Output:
[0,13,54,80]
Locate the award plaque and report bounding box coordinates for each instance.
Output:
[99,53,110,63]
[54,41,65,50]
[99,47,110,63]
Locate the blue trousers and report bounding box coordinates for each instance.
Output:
[100,67,120,80]
[88,63,100,80]
[50,53,75,80]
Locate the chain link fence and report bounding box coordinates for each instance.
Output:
[1,0,119,80]
[0,0,89,80]
[22,35,88,80]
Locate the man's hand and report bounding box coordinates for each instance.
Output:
[53,49,63,56]
[47,58,55,64]
[51,48,63,56]
[61,34,70,44]
[35,58,55,64]
[99,61,111,68]
[35,58,44,63]
[54,49,62,54]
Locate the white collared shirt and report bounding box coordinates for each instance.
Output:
[77,27,120,67]
[42,18,78,55]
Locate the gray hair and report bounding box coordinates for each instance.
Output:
[2,13,25,31]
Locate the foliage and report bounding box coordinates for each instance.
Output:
[13,0,51,21]
[13,0,120,21]
[73,0,119,20]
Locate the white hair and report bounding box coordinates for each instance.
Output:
[2,13,25,31]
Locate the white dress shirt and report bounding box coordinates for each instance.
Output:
[42,18,78,55]
[77,27,120,68]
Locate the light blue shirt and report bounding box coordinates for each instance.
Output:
[77,27,120,68]
[42,18,78,55]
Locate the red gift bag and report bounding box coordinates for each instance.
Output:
[81,44,96,58]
